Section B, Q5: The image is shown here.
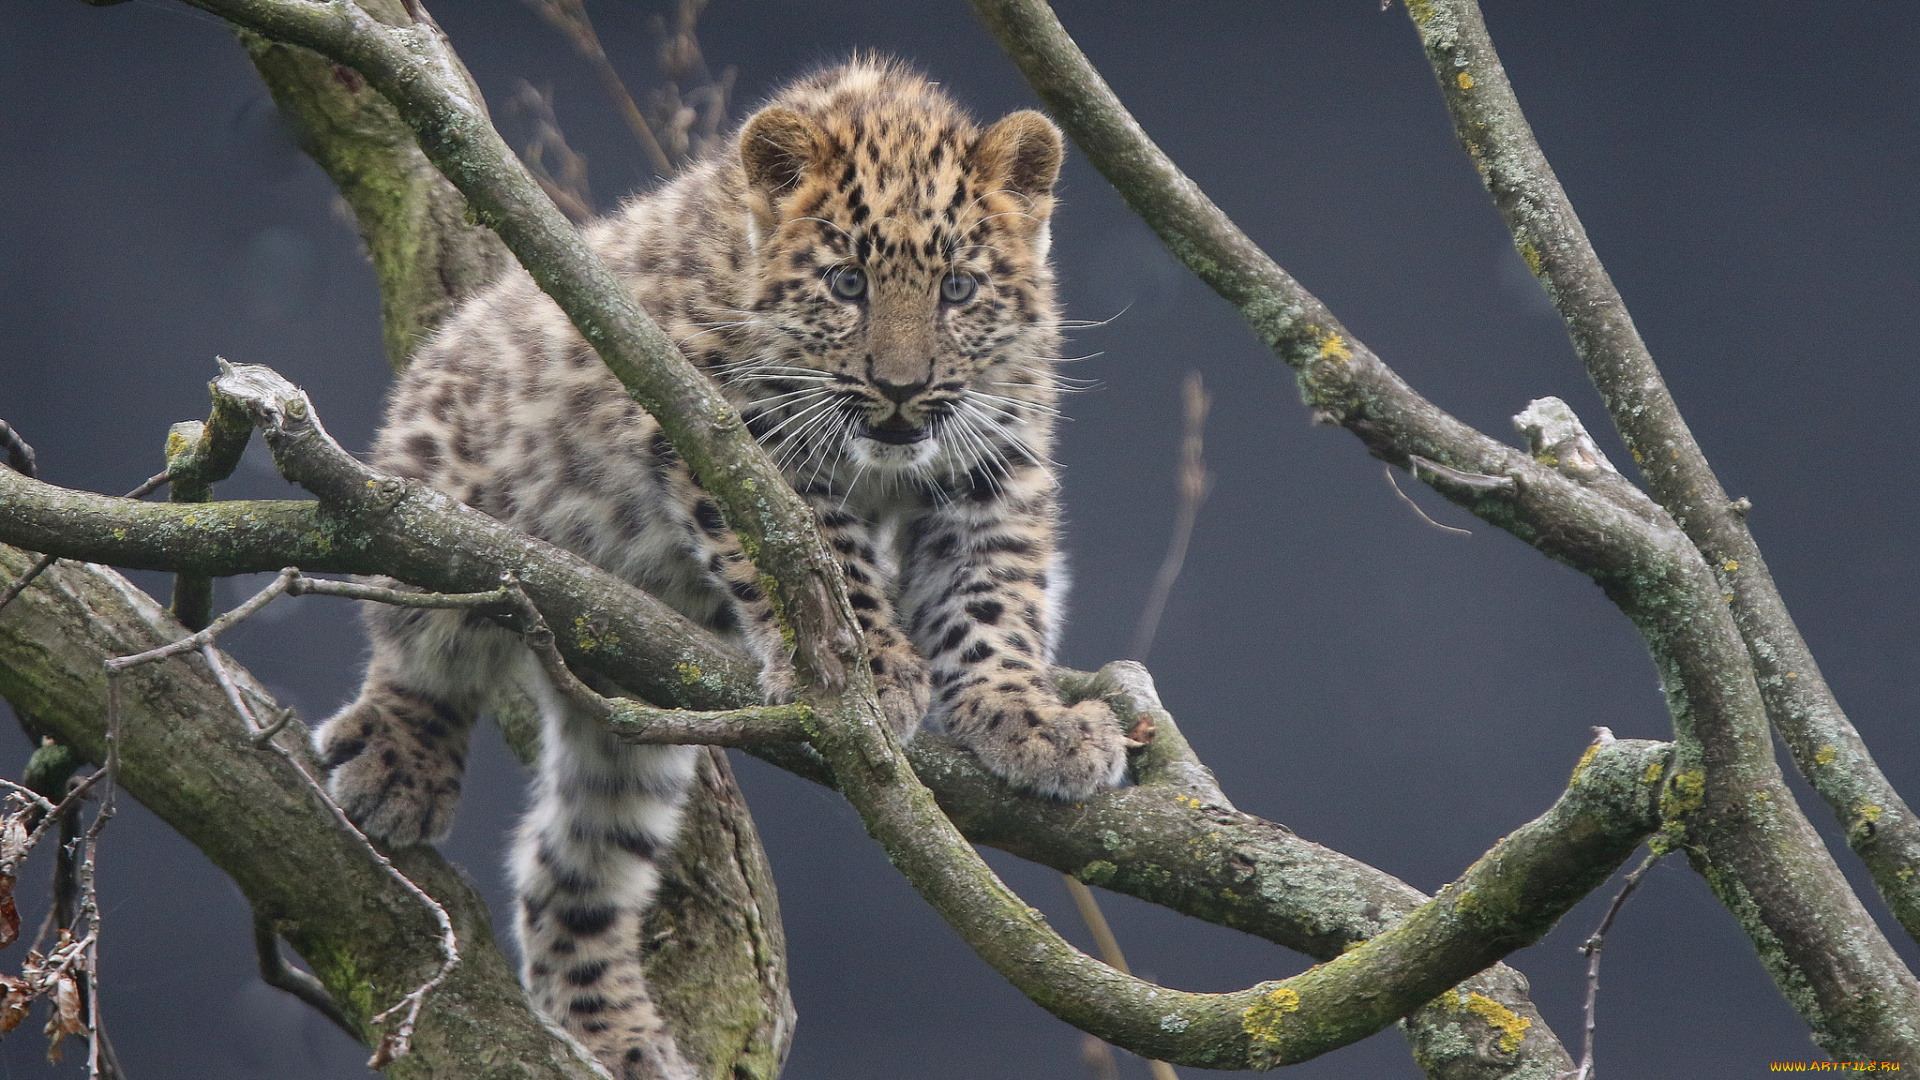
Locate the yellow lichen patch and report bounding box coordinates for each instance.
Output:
[1861,804,1886,823]
[1785,672,1798,679]
[1661,768,1706,820]
[1518,241,1542,276]
[1643,760,1665,786]
[1723,559,1739,573]
[1569,742,1601,783]
[1814,744,1837,767]
[1462,992,1530,1054]
[1405,0,1433,24]
[675,660,704,686]
[1313,328,1353,364]
[573,615,618,652]
[1456,72,1474,90]
[1241,985,1302,1050]
[1077,860,1117,886]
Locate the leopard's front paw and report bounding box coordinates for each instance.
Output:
[954,695,1130,800]
[314,687,469,847]
[869,641,931,741]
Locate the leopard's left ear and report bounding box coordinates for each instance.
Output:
[740,106,825,197]
[971,110,1064,212]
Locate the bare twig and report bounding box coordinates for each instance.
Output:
[103,568,296,672]
[1384,464,1472,536]
[508,82,595,222]
[646,0,734,166]
[17,771,106,872]
[252,910,357,1037]
[1129,372,1211,662]
[285,574,513,610]
[495,574,812,746]
[1081,1033,1121,1080]
[105,570,460,1070]
[1568,848,1663,1080]
[516,0,675,176]
[0,420,35,479]
[1105,371,1208,1077]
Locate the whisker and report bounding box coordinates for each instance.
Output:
[1018,352,1104,364]
[758,394,844,450]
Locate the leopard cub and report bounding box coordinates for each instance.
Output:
[315,57,1131,1079]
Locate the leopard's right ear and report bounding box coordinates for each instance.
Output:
[740,106,824,199]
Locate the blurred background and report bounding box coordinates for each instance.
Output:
[4,1,1917,1076]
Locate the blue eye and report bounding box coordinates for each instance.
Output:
[829,266,867,300]
[940,270,977,304]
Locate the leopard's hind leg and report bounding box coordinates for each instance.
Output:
[512,670,699,1080]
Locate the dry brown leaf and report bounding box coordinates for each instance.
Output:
[0,880,19,952]
[43,970,83,1062]
[53,972,82,1034]
[0,817,28,869]
[0,974,31,1033]
[369,1032,403,1070]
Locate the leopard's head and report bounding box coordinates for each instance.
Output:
[726,60,1065,493]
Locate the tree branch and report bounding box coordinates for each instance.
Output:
[0,546,608,1079]
[1406,0,1920,950]
[967,0,1920,1060]
[5,540,1670,1070]
[3,371,1666,1069]
[161,368,256,631]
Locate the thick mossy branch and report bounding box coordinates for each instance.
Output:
[969,0,1920,1060]
[1407,0,1920,953]
[0,547,607,1080]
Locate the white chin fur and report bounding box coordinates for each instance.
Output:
[848,434,941,472]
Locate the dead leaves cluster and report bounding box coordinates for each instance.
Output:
[0,929,90,1061]
[0,781,99,1065]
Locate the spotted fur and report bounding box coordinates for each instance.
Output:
[314,57,1129,1078]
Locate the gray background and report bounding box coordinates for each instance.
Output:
[4,1,1917,1076]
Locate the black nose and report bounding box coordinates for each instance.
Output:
[874,378,928,404]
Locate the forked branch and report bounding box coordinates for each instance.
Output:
[1406,0,1920,948]
[968,0,1920,1059]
